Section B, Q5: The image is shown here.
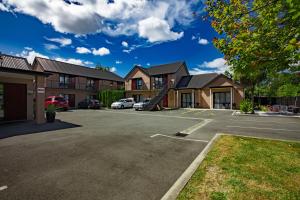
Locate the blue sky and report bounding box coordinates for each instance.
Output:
[0,0,227,77]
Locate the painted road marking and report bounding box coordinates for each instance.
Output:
[100,110,205,120]
[180,119,212,135]
[181,110,197,115]
[227,126,300,132]
[0,185,8,191]
[150,134,209,143]
[229,119,299,124]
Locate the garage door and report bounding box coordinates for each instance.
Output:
[4,83,27,121]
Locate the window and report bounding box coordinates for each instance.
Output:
[55,97,65,102]
[87,79,95,88]
[181,93,192,108]
[154,75,164,89]
[59,74,69,88]
[136,78,142,90]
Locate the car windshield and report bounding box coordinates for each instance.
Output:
[117,99,126,103]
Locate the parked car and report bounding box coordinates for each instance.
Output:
[111,98,135,109]
[133,98,151,111]
[78,99,101,109]
[45,96,69,111]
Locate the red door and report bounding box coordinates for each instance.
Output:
[163,94,168,107]
[4,83,27,121]
[131,79,136,90]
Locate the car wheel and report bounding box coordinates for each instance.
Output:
[64,107,68,111]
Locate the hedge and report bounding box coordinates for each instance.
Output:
[98,89,125,107]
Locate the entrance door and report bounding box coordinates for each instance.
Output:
[68,94,75,108]
[213,92,231,109]
[181,93,192,108]
[4,83,27,121]
[163,94,168,107]
[0,84,4,121]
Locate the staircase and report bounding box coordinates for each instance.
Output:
[144,85,169,111]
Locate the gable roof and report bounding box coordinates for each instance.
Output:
[125,61,187,80]
[0,54,49,76]
[176,73,220,89]
[145,61,186,76]
[35,57,124,82]
[0,54,32,71]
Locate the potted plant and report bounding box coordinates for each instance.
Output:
[46,104,56,123]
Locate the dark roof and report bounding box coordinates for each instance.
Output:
[124,61,187,80]
[145,61,185,76]
[0,54,32,71]
[176,73,220,89]
[35,57,124,82]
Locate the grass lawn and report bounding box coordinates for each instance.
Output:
[177,135,300,200]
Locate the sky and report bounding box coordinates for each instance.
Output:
[0,0,228,77]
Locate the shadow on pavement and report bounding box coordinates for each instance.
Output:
[0,120,81,139]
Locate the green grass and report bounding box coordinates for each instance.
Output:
[177,135,300,200]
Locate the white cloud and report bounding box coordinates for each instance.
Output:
[76,47,91,54]
[121,41,128,48]
[138,17,183,43]
[189,58,228,75]
[92,47,110,56]
[123,49,131,54]
[146,63,150,66]
[45,37,72,47]
[55,57,92,66]
[44,43,59,50]
[115,60,122,64]
[198,38,209,45]
[16,48,49,64]
[1,0,196,43]
[191,35,197,40]
[110,67,117,73]
[105,39,113,45]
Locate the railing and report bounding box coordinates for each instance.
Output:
[144,84,169,111]
[46,80,97,92]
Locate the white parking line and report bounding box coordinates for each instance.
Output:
[150,134,209,143]
[180,119,212,135]
[227,125,300,132]
[0,185,8,191]
[100,110,205,120]
[229,119,299,124]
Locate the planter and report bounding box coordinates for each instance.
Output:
[46,112,56,123]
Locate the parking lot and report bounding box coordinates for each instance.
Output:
[0,109,299,200]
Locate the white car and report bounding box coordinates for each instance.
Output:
[133,98,151,111]
[111,98,135,109]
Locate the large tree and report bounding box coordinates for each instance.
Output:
[206,0,300,111]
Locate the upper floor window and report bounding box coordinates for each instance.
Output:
[87,79,95,88]
[59,74,69,87]
[154,75,164,89]
[136,78,142,90]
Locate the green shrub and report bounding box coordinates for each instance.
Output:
[240,99,253,113]
[259,105,268,112]
[46,104,56,113]
[98,89,125,107]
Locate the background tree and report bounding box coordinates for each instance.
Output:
[95,63,111,71]
[206,0,300,110]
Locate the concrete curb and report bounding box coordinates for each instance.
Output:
[232,111,300,118]
[160,133,221,200]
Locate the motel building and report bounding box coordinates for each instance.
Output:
[0,54,48,124]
